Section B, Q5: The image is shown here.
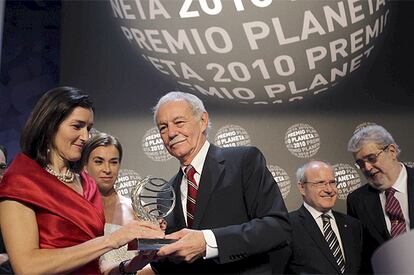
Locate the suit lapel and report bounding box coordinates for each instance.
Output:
[298,206,341,273]
[406,166,414,229]
[192,145,224,228]
[363,186,390,239]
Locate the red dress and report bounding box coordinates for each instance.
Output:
[0,153,105,274]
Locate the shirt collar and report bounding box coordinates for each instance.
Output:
[181,140,210,175]
[390,163,407,194]
[303,202,334,220]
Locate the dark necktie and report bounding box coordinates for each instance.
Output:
[185,165,198,228]
[322,214,346,274]
[385,188,407,238]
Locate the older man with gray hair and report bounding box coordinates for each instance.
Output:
[347,124,414,273]
[151,91,291,274]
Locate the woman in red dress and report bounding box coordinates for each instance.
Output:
[0,87,164,274]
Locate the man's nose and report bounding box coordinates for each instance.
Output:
[362,161,374,172]
[323,182,334,192]
[168,125,178,138]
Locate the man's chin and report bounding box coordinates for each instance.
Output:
[367,181,387,191]
[169,149,187,160]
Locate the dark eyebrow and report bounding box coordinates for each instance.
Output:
[70,120,87,125]
[92,156,104,160]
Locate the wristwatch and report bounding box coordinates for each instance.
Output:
[118,260,135,275]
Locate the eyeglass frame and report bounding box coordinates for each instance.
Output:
[302,180,338,188]
[354,144,390,170]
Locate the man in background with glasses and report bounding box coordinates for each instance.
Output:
[286,160,362,274]
[347,124,414,273]
[0,144,12,274]
[0,145,7,182]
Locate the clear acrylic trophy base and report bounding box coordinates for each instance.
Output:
[128,238,177,251]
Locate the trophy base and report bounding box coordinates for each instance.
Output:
[128,238,176,251]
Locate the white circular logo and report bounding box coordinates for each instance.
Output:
[114,168,142,198]
[267,164,291,199]
[214,124,251,147]
[333,163,362,200]
[285,123,320,158]
[142,127,173,161]
[110,1,389,104]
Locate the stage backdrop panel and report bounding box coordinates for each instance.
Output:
[57,0,414,212]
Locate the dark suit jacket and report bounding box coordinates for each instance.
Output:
[347,166,414,273]
[286,205,362,274]
[152,145,291,274]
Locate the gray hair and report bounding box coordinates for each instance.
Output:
[347,125,400,155]
[296,160,333,183]
[152,91,211,134]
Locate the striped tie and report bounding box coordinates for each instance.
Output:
[185,165,198,228]
[322,214,346,274]
[385,188,407,238]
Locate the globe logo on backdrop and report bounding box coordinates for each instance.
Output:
[267,164,291,199]
[214,124,251,147]
[142,127,173,161]
[109,0,390,105]
[285,123,320,158]
[333,163,361,200]
[115,168,142,198]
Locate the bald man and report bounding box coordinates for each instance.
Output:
[287,160,361,274]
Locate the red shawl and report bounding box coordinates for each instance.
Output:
[0,153,105,274]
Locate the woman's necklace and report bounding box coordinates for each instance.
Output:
[45,165,75,183]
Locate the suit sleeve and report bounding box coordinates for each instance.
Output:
[212,147,291,264]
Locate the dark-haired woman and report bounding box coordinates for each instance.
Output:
[81,132,137,272]
[0,87,164,274]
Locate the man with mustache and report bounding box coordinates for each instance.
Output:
[347,124,414,273]
[151,91,291,274]
[287,160,361,274]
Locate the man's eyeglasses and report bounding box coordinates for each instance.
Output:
[354,145,390,170]
[303,180,337,188]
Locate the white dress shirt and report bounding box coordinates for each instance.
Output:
[303,202,346,260]
[379,163,410,233]
[179,140,218,259]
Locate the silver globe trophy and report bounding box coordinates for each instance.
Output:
[130,176,176,250]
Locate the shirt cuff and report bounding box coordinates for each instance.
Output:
[202,229,218,259]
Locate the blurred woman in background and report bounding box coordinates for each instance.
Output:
[82,133,137,271]
[82,132,157,274]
